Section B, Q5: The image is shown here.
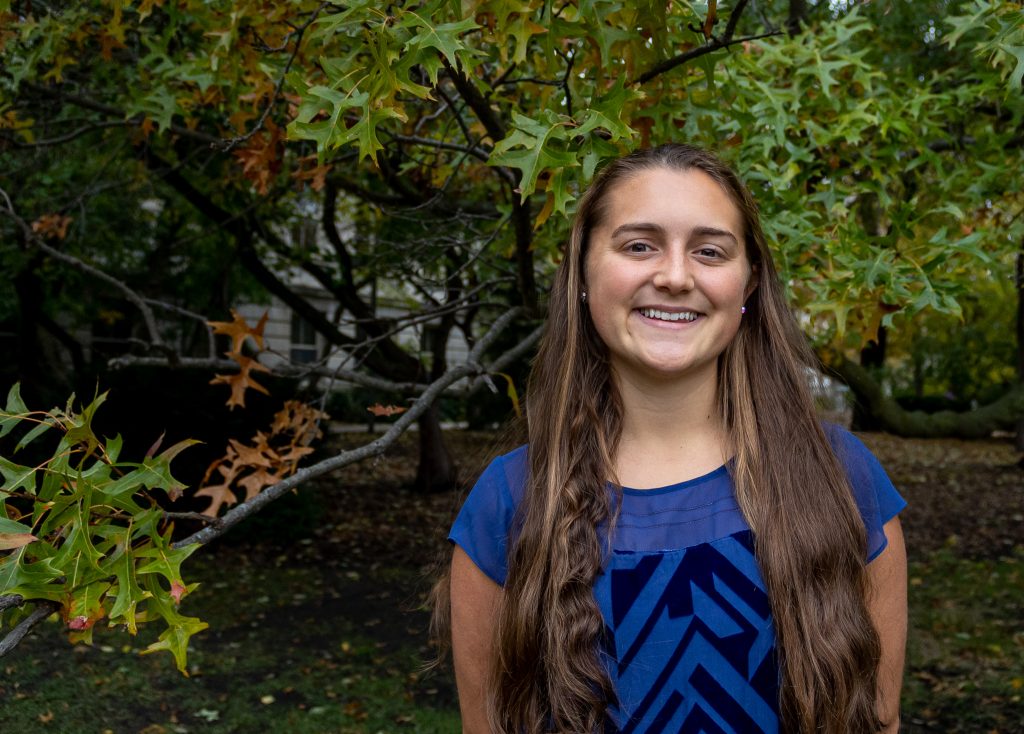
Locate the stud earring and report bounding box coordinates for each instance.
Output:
[740,306,747,314]
[581,291,588,303]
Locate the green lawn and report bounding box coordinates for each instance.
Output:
[2,431,1022,733]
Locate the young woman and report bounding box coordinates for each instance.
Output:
[445,145,907,733]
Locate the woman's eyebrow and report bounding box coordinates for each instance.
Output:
[609,222,664,239]
[609,222,739,244]
[691,226,739,244]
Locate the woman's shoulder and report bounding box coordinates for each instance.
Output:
[468,444,529,504]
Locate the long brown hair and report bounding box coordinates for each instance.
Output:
[446,144,883,733]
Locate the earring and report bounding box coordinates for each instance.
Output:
[581,291,588,303]
[740,306,747,314]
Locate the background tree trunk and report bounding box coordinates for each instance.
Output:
[852,325,888,431]
[415,402,456,493]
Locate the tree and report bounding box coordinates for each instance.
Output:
[2,0,1023,665]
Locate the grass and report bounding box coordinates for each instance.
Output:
[0,550,460,734]
[902,546,1024,733]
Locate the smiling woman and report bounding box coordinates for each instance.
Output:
[439,145,907,734]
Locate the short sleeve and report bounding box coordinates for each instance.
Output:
[448,447,527,586]
[825,424,907,562]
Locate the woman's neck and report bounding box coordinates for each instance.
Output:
[612,367,729,489]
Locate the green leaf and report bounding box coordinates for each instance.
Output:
[0,548,63,601]
[138,574,208,674]
[66,580,112,646]
[0,383,29,439]
[402,13,480,77]
[104,545,150,635]
[0,457,36,494]
[135,530,201,587]
[575,76,641,142]
[490,110,578,201]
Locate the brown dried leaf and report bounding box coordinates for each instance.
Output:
[208,309,268,353]
[367,403,407,417]
[31,213,72,240]
[193,482,238,517]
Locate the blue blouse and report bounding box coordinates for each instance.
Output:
[449,426,906,733]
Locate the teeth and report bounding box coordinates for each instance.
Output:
[639,308,699,322]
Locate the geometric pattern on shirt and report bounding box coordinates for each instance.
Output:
[605,531,781,734]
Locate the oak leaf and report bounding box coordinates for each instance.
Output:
[193,481,238,517]
[367,403,407,417]
[237,467,284,501]
[31,213,72,240]
[209,354,271,409]
[208,310,268,353]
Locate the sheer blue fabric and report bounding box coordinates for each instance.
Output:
[448,425,906,733]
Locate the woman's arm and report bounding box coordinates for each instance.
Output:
[867,516,908,733]
[451,545,502,734]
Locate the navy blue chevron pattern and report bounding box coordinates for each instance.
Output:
[599,531,780,734]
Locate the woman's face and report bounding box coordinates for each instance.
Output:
[583,166,758,385]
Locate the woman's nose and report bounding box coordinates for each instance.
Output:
[652,250,693,293]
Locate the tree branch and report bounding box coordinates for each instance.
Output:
[215,2,330,151]
[823,350,1024,438]
[632,30,781,86]
[0,187,165,349]
[0,601,61,658]
[631,0,769,87]
[172,306,523,549]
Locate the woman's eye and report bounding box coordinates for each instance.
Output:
[625,241,651,253]
[697,246,721,258]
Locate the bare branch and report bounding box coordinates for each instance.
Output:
[0,594,25,613]
[387,133,492,163]
[144,299,217,357]
[633,30,780,86]
[0,601,60,658]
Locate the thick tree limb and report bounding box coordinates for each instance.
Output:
[824,352,1024,439]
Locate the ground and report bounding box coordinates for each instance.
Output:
[1,430,1022,733]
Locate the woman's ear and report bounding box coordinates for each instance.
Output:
[745,264,760,301]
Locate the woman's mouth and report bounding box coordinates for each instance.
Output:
[637,307,702,323]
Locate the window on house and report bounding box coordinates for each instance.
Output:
[290,312,318,364]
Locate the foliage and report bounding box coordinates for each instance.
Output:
[0,384,205,673]
[885,264,1018,405]
[3,1,1023,358]
[3,0,1024,674]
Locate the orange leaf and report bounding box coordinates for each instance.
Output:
[193,482,238,517]
[237,466,283,500]
[367,403,407,417]
[209,354,271,409]
[702,0,718,40]
[208,309,268,353]
[31,213,72,240]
